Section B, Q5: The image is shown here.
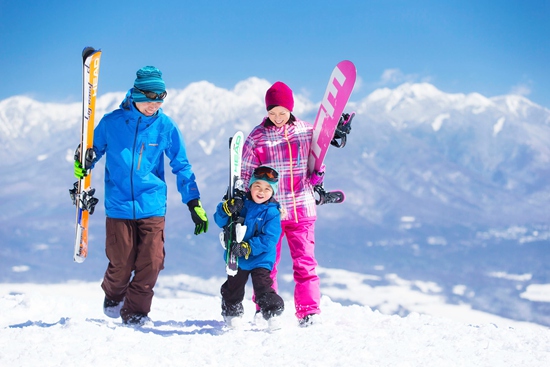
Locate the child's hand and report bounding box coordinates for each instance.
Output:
[231,241,251,259]
[223,197,244,215]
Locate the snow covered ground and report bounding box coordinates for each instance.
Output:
[2,271,549,367]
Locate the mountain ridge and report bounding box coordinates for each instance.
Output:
[1,79,548,228]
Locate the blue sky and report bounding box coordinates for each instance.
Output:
[1,0,548,107]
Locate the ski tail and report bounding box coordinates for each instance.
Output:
[74,47,101,263]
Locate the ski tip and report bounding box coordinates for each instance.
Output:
[82,46,100,59]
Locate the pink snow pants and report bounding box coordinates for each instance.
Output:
[271,216,320,319]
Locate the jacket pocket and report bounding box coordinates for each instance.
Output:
[136,133,166,175]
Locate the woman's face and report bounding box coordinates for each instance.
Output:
[267,106,291,127]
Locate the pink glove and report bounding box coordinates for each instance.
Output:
[310,170,324,186]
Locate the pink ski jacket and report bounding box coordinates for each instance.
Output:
[241,117,317,222]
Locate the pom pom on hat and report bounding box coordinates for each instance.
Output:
[132,66,166,103]
[265,81,294,112]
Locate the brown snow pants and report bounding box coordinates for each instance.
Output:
[101,216,165,321]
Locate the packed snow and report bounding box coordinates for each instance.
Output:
[1,272,549,366]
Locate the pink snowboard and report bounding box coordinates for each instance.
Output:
[308,60,357,175]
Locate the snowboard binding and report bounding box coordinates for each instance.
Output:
[314,185,345,205]
[331,112,355,148]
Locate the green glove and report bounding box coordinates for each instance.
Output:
[187,199,209,235]
[74,144,96,179]
[74,160,87,179]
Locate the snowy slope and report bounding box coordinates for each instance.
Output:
[1,273,549,367]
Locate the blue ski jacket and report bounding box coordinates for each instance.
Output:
[92,90,200,219]
[214,195,282,271]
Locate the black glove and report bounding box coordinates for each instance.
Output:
[231,241,251,259]
[187,199,208,235]
[222,196,244,216]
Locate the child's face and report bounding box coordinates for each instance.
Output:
[250,180,273,204]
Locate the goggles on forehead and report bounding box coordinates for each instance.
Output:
[133,86,167,100]
[253,166,279,182]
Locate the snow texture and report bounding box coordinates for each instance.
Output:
[1,274,549,366]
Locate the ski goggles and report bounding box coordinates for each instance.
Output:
[133,86,167,100]
[253,166,279,182]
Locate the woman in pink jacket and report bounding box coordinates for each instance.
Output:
[241,81,321,327]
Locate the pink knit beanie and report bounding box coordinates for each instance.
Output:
[265,81,294,111]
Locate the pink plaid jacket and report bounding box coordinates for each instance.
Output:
[241,117,317,222]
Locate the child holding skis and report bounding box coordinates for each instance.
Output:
[214,166,285,329]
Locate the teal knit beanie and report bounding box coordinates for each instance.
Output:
[132,66,166,103]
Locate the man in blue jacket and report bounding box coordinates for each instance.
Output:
[74,66,208,326]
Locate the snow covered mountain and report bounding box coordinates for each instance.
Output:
[1,79,549,326]
[352,83,550,228]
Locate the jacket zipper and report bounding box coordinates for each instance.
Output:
[137,142,144,170]
[284,125,298,222]
[130,117,141,219]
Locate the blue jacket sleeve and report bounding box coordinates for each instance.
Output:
[213,201,230,228]
[91,115,107,168]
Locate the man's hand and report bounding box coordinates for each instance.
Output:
[187,199,208,235]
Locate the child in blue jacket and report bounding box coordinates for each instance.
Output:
[214,166,285,329]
